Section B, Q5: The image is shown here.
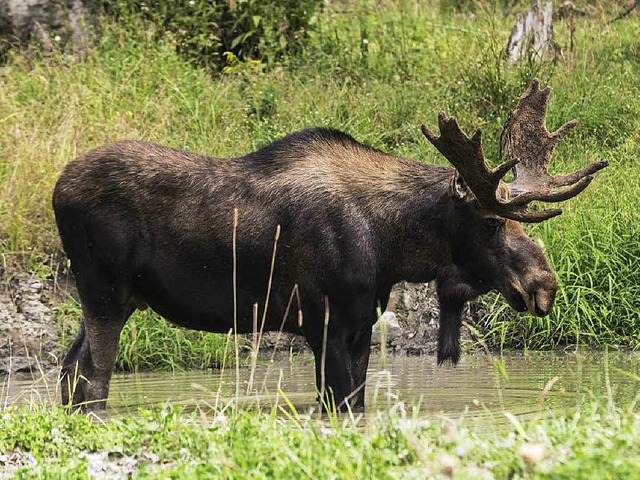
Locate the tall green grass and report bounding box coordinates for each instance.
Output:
[116,310,232,371]
[1,0,638,365]
[55,302,233,371]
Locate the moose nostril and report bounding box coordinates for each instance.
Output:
[533,289,554,316]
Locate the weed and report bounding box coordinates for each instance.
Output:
[1,395,640,478]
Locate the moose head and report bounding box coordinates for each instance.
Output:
[421,80,608,362]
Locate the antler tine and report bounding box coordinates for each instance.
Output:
[509,175,594,207]
[504,78,608,201]
[501,208,563,223]
[421,80,607,223]
[421,114,518,214]
[547,160,609,188]
[551,119,578,143]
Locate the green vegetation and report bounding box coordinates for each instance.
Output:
[0,399,638,478]
[116,310,232,371]
[0,0,638,370]
[55,303,233,371]
[102,0,321,69]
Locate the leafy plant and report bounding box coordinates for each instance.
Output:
[101,0,321,69]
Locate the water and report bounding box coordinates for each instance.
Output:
[3,352,640,421]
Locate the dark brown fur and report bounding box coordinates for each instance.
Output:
[53,128,557,411]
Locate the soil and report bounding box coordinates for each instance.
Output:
[0,268,63,374]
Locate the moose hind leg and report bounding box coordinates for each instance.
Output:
[57,208,136,410]
[61,300,133,411]
[83,307,130,410]
[60,322,85,406]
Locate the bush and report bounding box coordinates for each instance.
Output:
[102,0,321,69]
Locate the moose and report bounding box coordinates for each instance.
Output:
[53,80,607,411]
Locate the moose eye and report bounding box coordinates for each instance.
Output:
[484,217,503,233]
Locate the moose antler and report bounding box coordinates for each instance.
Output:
[421,79,608,223]
[502,79,608,196]
[420,114,537,221]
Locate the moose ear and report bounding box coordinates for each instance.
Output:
[451,171,472,200]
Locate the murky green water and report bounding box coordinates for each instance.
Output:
[3,352,640,421]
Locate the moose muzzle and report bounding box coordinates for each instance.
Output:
[514,268,557,317]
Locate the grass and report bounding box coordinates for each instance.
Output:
[0,398,639,478]
[116,310,232,372]
[0,0,638,368]
[54,302,233,372]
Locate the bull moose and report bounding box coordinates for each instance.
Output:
[53,80,607,411]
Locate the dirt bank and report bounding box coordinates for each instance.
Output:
[0,269,62,374]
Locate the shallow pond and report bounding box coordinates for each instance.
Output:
[3,352,640,422]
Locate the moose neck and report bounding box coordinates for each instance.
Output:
[340,155,458,287]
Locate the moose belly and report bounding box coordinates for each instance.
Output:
[130,256,298,335]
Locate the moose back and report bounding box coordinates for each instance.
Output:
[53,80,607,411]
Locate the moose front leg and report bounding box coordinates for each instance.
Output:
[346,325,373,411]
[436,281,470,365]
[437,299,463,365]
[309,333,355,412]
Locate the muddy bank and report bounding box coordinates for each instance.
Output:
[0,269,63,374]
[0,266,489,374]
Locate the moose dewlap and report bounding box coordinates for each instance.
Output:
[53,79,607,412]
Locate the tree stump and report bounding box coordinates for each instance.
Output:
[506,1,554,64]
[0,0,94,53]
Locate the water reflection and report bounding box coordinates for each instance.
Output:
[3,352,639,420]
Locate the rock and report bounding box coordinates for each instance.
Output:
[79,450,139,478]
[371,311,401,345]
[380,281,482,355]
[0,356,34,373]
[0,450,38,478]
[0,269,61,374]
[259,331,308,352]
